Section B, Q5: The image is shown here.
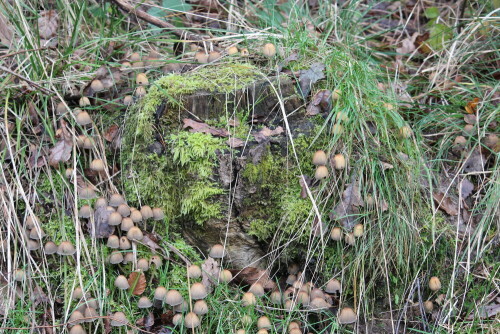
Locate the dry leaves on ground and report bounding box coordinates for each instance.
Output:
[306,89,332,116]
[128,271,147,296]
[38,10,59,39]
[254,126,284,143]
[330,181,364,229]
[299,62,325,97]
[183,118,229,137]
[229,267,276,290]
[48,119,73,166]
[433,191,459,216]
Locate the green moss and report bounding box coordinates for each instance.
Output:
[44,215,75,243]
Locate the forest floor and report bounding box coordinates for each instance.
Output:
[0,1,499,333]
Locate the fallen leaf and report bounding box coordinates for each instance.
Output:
[433,191,459,216]
[48,137,72,166]
[128,271,146,296]
[380,161,394,170]
[254,126,284,143]
[38,10,59,39]
[298,175,313,199]
[142,233,162,251]
[306,89,331,116]
[136,312,154,329]
[89,206,115,238]
[201,257,220,292]
[228,118,240,127]
[463,149,485,173]
[299,62,325,97]
[330,181,364,229]
[396,34,417,54]
[183,118,229,137]
[459,178,474,199]
[227,137,244,148]
[0,12,13,47]
[464,114,477,124]
[103,124,119,142]
[229,267,276,290]
[465,98,480,114]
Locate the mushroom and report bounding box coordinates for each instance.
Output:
[123,95,134,106]
[235,330,245,334]
[424,300,433,313]
[110,311,128,326]
[219,269,233,283]
[154,286,167,307]
[130,210,143,223]
[257,330,268,334]
[399,126,413,138]
[190,282,208,300]
[193,300,208,315]
[288,321,300,331]
[257,316,271,329]
[312,150,327,166]
[310,288,325,300]
[485,134,499,151]
[57,241,76,256]
[26,215,38,229]
[288,263,299,275]
[270,290,282,305]
[127,226,143,241]
[140,206,153,220]
[365,195,375,208]
[227,46,238,55]
[208,51,221,62]
[69,325,86,334]
[330,227,342,241]
[187,265,202,279]
[107,235,119,249]
[89,159,105,172]
[120,217,134,231]
[69,310,84,325]
[165,290,183,306]
[14,269,25,282]
[240,48,249,56]
[333,154,346,170]
[95,197,107,208]
[130,52,141,62]
[172,313,183,326]
[119,236,131,250]
[83,137,94,150]
[109,251,124,264]
[78,205,93,219]
[135,86,147,98]
[194,52,209,64]
[123,252,134,264]
[297,291,310,306]
[27,240,40,251]
[184,312,200,329]
[150,255,162,267]
[353,224,364,237]
[325,278,341,294]
[84,307,98,321]
[136,73,148,86]
[262,43,276,57]
[209,244,225,259]
[310,297,331,311]
[137,258,149,271]
[29,227,46,240]
[44,241,58,254]
[286,274,297,286]
[338,307,357,324]
[173,300,189,313]
[152,208,164,220]
[429,276,441,291]
[333,124,343,135]
[248,283,265,297]
[76,111,92,126]
[109,193,125,207]
[344,232,355,246]
[108,212,122,226]
[138,296,153,309]
[79,97,90,107]
[56,102,67,115]
[336,111,349,122]
[314,166,329,180]
[241,292,256,306]
[284,300,294,311]
[79,187,96,200]
[72,287,84,300]
[90,79,104,92]
[114,275,130,290]
[289,329,301,334]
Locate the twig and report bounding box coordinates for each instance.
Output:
[0,65,56,95]
[110,0,208,42]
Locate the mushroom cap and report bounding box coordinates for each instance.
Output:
[44,241,58,254]
[29,227,46,240]
[173,300,189,313]
[89,159,104,172]
[193,300,208,315]
[219,269,233,283]
[140,206,153,220]
[289,329,302,334]
[72,287,84,300]
[138,296,153,308]
[122,252,134,264]
[57,241,76,255]
[227,46,239,55]
[130,210,143,223]
[297,291,310,306]
[108,212,122,226]
[76,111,92,126]
[429,276,441,291]
[82,137,94,150]
[353,224,364,237]
[56,102,67,115]
[424,300,434,313]
[284,299,295,311]
[184,312,200,329]
[235,330,245,334]
[79,187,96,200]
[107,235,119,249]
[69,310,85,324]
[310,288,325,300]
[114,275,130,290]
[90,79,104,92]
[338,307,357,324]
[154,286,168,300]
[84,307,98,321]
[119,236,131,250]
[172,313,183,326]
[14,269,25,282]
[325,278,342,294]
[26,215,38,229]
[150,255,162,267]
[75,135,86,148]
[208,51,221,62]
[333,154,346,170]
[109,251,124,264]
[109,193,125,207]
[152,207,164,220]
[270,290,282,305]
[120,217,134,231]
[310,297,331,311]
[127,226,143,241]
[165,289,183,306]
[130,52,141,62]
[78,205,93,219]
[69,324,86,334]
[110,311,128,326]
[312,150,328,166]
[332,124,343,135]
[241,292,256,306]
[288,321,300,330]
[27,240,40,251]
[116,204,130,217]
[330,227,342,241]
[240,48,249,56]
[135,86,147,97]
[248,283,265,297]
[137,258,149,271]
[314,165,329,180]
[209,244,225,259]
[190,282,208,300]
[187,265,202,279]
[344,232,355,245]
[194,51,209,64]
[257,330,268,334]
[257,316,271,329]
[262,43,277,57]
[95,197,108,208]
[123,95,134,106]
[136,73,149,86]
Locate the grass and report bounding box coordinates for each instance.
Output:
[0,0,498,333]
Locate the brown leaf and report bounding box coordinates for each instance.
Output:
[142,233,162,251]
[306,89,331,116]
[463,149,485,173]
[89,206,115,238]
[396,34,417,55]
[226,137,244,148]
[298,175,312,199]
[0,12,13,47]
[103,124,119,142]
[228,267,276,290]
[459,178,474,199]
[201,257,220,292]
[330,181,364,229]
[48,139,72,166]
[136,312,154,329]
[183,118,229,137]
[128,271,146,296]
[299,62,325,97]
[228,118,240,127]
[465,97,480,114]
[464,114,477,125]
[38,10,59,39]
[433,191,459,216]
[254,126,284,143]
